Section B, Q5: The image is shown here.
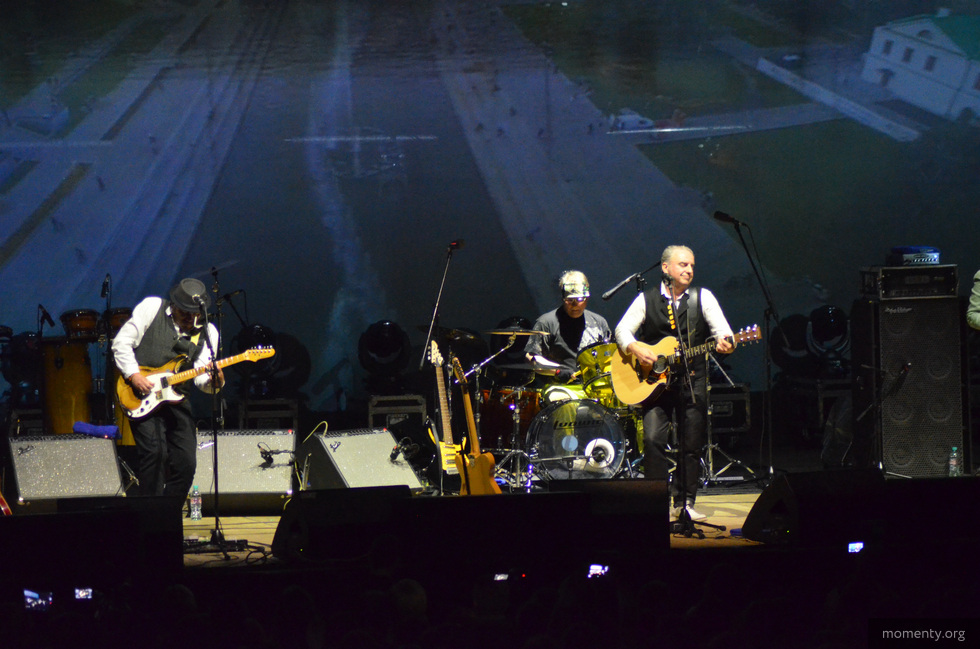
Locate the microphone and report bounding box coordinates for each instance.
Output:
[100,274,111,298]
[259,447,273,466]
[713,210,744,226]
[601,273,638,300]
[192,294,206,306]
[662,273,673,287]
[38,304,55,328]
[390,443,403,462]
[449,239,465,250]
[220,289,243,301]
[900,361,912,375]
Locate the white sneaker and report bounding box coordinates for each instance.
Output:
[672,503,707,521]
[685,504,707,521]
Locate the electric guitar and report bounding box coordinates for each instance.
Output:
[115,347,275,418]
[611,325,761,405]
[450,356,501,495]
[426,341,460,477]
[0,490,11,516]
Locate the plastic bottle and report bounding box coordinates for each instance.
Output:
[190,485,203,520]
[948,447,962,477]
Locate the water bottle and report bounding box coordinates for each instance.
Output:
[190,485,202,520]
[948,447,962,477]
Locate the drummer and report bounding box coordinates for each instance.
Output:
[524,270,611,382]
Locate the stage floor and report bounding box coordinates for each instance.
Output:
[181,488,764,568]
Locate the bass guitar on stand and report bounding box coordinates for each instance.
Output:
[426,341,461,488]
[450,356,501,495]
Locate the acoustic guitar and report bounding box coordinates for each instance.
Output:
[426,341,461,479]
[115,347,275,418]
[611,325,761,405]
[450,356,501,495]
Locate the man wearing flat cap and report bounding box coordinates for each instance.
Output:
[112,278,224,499]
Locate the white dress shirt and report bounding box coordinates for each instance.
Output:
[615,284,733,350]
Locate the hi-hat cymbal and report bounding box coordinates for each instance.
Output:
[485,328,548,336]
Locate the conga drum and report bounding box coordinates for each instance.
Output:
[41,338,92,435]
[59,309,99,342]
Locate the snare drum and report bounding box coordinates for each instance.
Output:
[541,382,587,404]
[525,399,625,480]
[60,309,99,342]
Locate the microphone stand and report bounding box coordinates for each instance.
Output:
[714,212,784,484]
[184,295,248,556]
[419,242,461,372]
[664,278,725,539]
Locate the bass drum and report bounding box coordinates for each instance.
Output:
[526,399,625,480]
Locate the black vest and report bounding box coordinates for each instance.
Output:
[639,286,709,376]
[134,300,203,371]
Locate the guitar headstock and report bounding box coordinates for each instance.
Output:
[429,340,444,367]
[450,355,467,387]
[243,347,276,361]
[734,325,762,345]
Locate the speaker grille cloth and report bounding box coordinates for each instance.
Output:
[9,435,122,500]
[877,299,962,477]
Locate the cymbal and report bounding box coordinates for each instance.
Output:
[420,325,485,347]
[485,328,548,336]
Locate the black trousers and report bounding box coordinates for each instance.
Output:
[131,401,197,499]
[642,375,707,506]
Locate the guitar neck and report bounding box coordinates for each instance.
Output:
[166,351,247,387]
[459,391,481,456]
[434,365,454,445]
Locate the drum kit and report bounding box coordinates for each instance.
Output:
[1,305,134,443]
[458,328,644,490]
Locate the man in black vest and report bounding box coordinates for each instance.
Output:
[112,278,224,499]
[614,246,734,520]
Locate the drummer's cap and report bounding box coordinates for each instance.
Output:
[169,278,211,311]
[559,270,590,300]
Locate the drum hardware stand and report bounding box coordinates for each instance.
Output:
[703,353,756,486]
[491,387,537,491]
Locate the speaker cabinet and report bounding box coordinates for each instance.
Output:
[7,435,123,504]
[194,429,294,514]
[742,470,886,547]
[851,297,965,477]
[298,428,424,491]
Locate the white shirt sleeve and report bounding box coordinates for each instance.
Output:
[111,297,163,379]
[192,323,220,391]
[700,288,734,340]
[614,293,647,351]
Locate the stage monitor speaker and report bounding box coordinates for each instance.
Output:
[7,435,124,504]
[194,429,294,514]
[272,485,412,562]
[851,297,965,477]
[742,469,886,547]
[298,428,424,491]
